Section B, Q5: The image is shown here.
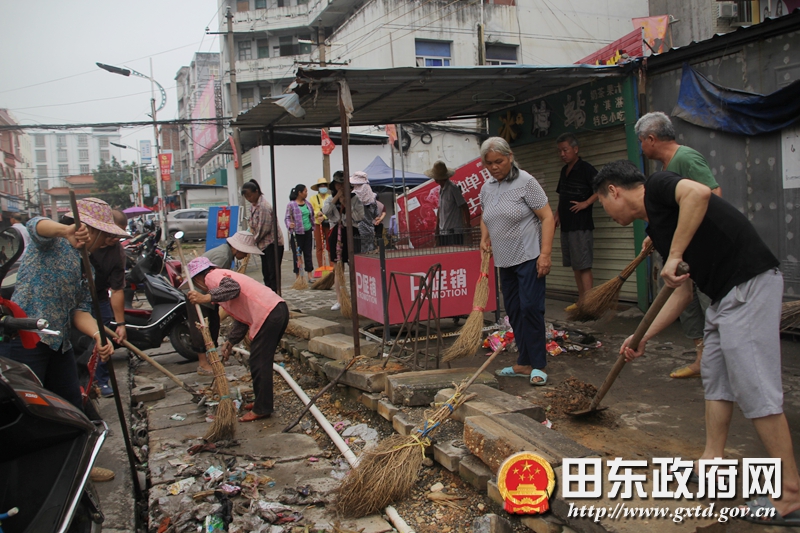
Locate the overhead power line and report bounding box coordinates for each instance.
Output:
[0,117,232,132]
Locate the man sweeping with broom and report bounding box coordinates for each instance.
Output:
[595,160,800,526]
[186,257,289,423]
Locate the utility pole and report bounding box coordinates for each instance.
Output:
[150,58,169,240]
[226,7,245,205]
[319,26,331,183]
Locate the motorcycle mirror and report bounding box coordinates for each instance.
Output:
[173,231,184,240]
[0,227,24,287]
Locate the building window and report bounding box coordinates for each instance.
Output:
[240,88,255,110]
[238,40,252,61]
[299,34,312,54]
[98,137,109,148]
[80,164,90,174]
[36,151,47,163]
[57,150,67,162]
[78,134,88,147]
[34,135,45,148]
[79,149,89,161]
[100,150,110,161]
[210,66,219,78]
[255,0,266,7]
[236,0,250,12]
[485,44,517,65]
[59,164,69,176]
[37,165,47,178]
[56,134,67,147]
[257,39,270,59]
[415,40,451,67]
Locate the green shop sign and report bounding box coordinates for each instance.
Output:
[488,77,635,145]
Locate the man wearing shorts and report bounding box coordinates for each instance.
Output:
[594,160,800,522]
[554,133,598,303]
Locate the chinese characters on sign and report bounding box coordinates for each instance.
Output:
[158,153,172,182]
[562,457,782,500]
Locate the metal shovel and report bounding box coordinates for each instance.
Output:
[569,261,690,417]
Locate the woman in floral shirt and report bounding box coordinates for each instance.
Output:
[242,179,284,292]
[0,198,125,409]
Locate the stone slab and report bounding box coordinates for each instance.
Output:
[286,316,344,339]
[494,413,595,466]
[308,333,378,361]
[433,439,470,472]
[459,454,492,492]
[131,383,166,403]
[486,478,503,506]
[323,359,407,393]
[521,515,563,533]
[472,514,513,533]
[359,392,381,410]
[147,403,209,431]
[436,384,546,423]
[377,399,399,421]
[392,411,415,436]
[386,368,498,406]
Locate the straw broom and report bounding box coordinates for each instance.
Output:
[567,241,654,322]
[336,334,513,517]
[311,246,335,289]
[336,260,352,318]
[175,239,237,442]
[441,249,492,362]
[781,300,800,331]
[291,232,309,290]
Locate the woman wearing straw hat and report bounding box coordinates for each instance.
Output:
[0,197,126,409]
[309,177,332,270]
[323,171,365,311]
[186,257,289,423]
[189,231,264,375]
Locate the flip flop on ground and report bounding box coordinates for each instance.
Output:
[670,365,701,379]
[495,367,531,378]
[530,369,547,386]
[239,411,271,423]
[742,496,800,526]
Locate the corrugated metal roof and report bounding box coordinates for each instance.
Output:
[233,63,639,130]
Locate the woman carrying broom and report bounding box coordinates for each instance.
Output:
[285,184,316,286]
[186,256,289,422]
[479,137,555,386]
[322,172,364,312]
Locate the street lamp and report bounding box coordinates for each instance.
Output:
[97,60,169,239]
[110,142,144,207]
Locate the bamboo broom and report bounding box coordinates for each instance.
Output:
[441,249,492,362]
[175,238,237,442]
[567,241,654,322]
[291,232,309,290]
[336,260,352,318]
[781,300,800,331]
[336,333,513,517]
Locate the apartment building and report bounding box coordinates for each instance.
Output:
[0,109,29,221]
[30,128,121,190]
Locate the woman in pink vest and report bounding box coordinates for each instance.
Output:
[186,257,289,422]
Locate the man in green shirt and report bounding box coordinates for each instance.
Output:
[637,111,721,379]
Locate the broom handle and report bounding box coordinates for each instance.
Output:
[620,241,655,280]
[68,192,143,501]
[588,261,690,411]
[173,239,207,329]
[106,326,201,399]
[462,338,512,390]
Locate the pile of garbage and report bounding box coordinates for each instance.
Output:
[545,323,601,356]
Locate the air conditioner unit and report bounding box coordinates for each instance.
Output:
[718,2,738,19]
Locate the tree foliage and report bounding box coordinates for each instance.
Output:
[92,158,157,209]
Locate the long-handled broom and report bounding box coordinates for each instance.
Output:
[441,249,492,362]
[567,241,654,322]
[781,300,800,331]
[311,248,335,290]
[336,332,513,517]
[290,232,308,290]
[333,224,352,317]
[174,237,237,442]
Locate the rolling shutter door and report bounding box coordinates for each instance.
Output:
[243,150,252,182]
[513,126,638,302]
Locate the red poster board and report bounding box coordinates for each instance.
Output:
[395,157,492,248]
[158,153,172,182]
[354,249,496,323]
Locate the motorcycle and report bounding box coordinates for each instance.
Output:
[0,226,106,533]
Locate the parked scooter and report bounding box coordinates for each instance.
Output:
[0,227,106,533]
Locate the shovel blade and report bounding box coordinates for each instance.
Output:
[567,406,608,417]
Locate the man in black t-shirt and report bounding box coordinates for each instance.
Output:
[555,133,598,304]
[592,160,800,522]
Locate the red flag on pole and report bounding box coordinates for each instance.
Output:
[321,129,335,155]
[229,135,240,169]
[385,124,397,145]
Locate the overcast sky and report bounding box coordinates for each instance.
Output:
[1,1,221,163]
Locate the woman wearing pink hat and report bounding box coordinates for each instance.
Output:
[186,256,288,422]
[0,198,126,410]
